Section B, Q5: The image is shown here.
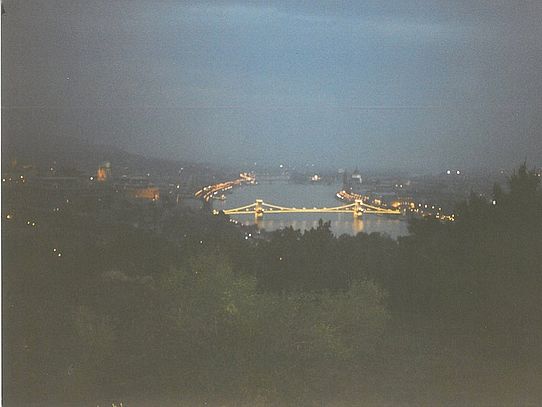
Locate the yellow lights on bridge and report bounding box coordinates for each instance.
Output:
[220,199,400,219]
[339,189,457,223]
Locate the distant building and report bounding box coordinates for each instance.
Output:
[351,167,362,184]
[119,176,160,201]
[97,162,112,182]
[342,171,350,190]
[125,187,160,201]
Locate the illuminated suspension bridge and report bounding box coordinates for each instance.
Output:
[217,199,401,219]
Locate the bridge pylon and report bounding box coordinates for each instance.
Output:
[354,199,364,218]
[255,199,264,219]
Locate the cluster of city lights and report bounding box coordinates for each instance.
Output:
[195,173,255,202]
[2,175,26,184]
[411,203,455,221]
[3,213,43,226]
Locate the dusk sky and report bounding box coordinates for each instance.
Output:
[3,0,542,171]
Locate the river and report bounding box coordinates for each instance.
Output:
[213,181,410,238]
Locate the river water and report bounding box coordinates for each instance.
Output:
[213,182,409,238]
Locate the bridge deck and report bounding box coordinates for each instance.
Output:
[224,209,399,215]
[219,199,401,216]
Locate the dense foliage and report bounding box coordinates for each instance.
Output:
[3,165,542,405]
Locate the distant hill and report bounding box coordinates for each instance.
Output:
[2,133,205,176]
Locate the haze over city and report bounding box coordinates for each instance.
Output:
[3,2,542,406]
[3,0,542,171]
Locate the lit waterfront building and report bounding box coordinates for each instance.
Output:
[97,162,112,182]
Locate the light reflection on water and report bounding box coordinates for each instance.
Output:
[213,181,409,238]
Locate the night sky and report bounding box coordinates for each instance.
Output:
[3,0,542,171]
